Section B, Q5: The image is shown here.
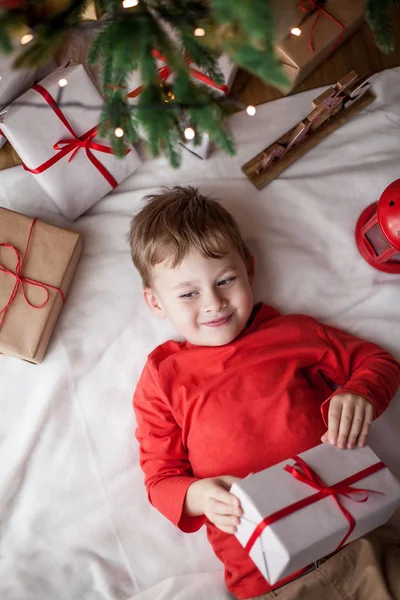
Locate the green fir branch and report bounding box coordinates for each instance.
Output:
[366,0,395,53]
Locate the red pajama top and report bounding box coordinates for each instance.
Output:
[133,303,400,600]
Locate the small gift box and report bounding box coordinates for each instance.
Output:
[0,64,141,221]
[274,0,365,93]
[126,51,236,160]
[231,444,400,586]
[0,208,82,363]
[126,50,236,102]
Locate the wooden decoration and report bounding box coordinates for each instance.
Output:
[242,71,375,190]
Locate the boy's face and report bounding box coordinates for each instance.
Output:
[144,247,254,346]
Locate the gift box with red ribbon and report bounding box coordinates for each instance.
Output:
[0,207,82,363]
[231,443,400,586]
[274,0,365,93]
[0,64,141,221]
[126,50,237,160]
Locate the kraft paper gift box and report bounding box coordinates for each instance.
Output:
[0,207,82,363]
[0,64,142,221]
[231,443,400,586]
[274,0,365,93]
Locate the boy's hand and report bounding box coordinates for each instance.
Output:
[184,476,243,534]
[321,393,374,450]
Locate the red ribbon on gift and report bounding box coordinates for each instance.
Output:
[297,0,345,56]
[244,456,385,556]
[127,49,229,99]
[22,84,130,188]
[0,217,65,328]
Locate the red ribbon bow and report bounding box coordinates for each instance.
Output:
[23,85,130,188]
[244,456,385,556]
[297,0,345,56]
[0,218,65,328]
[127,49,229,99]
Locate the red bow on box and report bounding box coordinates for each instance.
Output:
[297,0,345,56]
[127,49,229,99]
[244,456,385,556]
[0,218,65,329]
[22,85,131,188]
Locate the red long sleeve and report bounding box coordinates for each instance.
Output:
[134,358,206,533]
[316,323,400,425]
[133,304,400,600]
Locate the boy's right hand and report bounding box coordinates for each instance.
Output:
[184,476,243,534]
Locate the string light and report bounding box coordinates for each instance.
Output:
[58,78,68,88]
[246,105,256,116]
[122,0,138,7]
[194,27,205,37]
[184,127,195,140]
[114,127,124,137]
[20,33,33,45]
[291,27,302,36]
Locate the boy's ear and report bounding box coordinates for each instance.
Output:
[143,288,167,319]
[247,254,255,285]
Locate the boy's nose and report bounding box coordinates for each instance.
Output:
[203,290,227,312]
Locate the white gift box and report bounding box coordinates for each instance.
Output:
[126,52,236,102]
[0,64,141,221]
[231,444,400,586]
[127,53,236,160]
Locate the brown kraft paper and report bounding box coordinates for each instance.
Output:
[275,0,365,92]
[0,208,82,363]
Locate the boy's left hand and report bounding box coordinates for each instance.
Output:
[321,393,374,450]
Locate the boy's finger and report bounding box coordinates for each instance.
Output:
[209,498,242,517]
[211,512,241,529]
[346,403,365,449]
[321,430,329,443]
[337,402,355,449]
[357,403,374,448]
[212,485,240,508]
[327,398,343,445]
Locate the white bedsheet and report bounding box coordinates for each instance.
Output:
[1,67,400,600]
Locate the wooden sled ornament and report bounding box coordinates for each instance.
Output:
[242,71,375,190]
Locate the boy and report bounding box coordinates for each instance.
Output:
[130,186,400,600]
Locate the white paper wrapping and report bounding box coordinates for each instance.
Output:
[231,444,400,586]
[0,44,37,149]
[0,64,141,221]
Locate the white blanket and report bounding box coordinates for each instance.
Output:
[1,67,400,600]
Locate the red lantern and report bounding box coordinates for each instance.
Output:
[355,179,400,273]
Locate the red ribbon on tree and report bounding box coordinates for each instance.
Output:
[22,84,131,188]
[244,456,385,555]
[0,218,65,328]
[297,0,345,56]
[127,49,229,98]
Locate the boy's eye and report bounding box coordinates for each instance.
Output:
[217,276,236,287]
[179,291,198,299]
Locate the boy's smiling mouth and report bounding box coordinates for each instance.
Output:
[202,314,233,327]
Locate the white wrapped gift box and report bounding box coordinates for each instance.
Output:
[231,444,400,586]
[0,64,141,221]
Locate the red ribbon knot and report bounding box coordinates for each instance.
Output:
[54,128,98,162]
[0,218,65,328]
[23,84,131,190]
[296,0,345,55]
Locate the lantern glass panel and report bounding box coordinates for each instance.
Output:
[365,223,391,256]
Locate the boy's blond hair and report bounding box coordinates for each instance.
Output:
[129,186,251,287]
